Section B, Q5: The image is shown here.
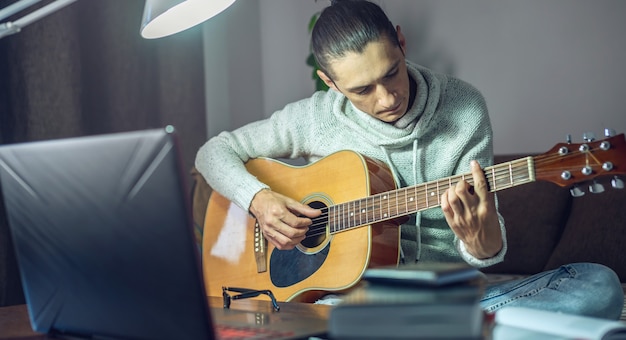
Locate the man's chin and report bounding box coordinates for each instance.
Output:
[378,111,405,124]
[378,116,400,125]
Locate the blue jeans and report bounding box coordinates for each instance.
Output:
[480,262,624,319]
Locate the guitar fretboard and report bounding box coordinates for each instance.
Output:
[327,157,535,232]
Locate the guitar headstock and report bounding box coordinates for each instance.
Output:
[533,132,626,193]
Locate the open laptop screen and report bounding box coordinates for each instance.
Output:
[0,127,215,340]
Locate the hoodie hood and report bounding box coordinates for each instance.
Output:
[339,61,447,149]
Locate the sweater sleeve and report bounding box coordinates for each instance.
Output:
[445,79,508,267]
[456,195,508,267]
[194,92,332,212]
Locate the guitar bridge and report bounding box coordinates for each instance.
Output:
[254,221,267,273]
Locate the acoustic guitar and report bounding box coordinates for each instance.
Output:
[202,133,626,303]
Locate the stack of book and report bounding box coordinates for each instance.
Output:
[328,262,486,339]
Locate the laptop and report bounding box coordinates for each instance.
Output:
[0,127,328,340]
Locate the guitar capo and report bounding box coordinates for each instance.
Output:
[222,286,280,312]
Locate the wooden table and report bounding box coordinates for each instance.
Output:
[0,296,332,339]
[0,304,42,339]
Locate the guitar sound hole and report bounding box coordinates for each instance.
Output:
[300,200,327,249]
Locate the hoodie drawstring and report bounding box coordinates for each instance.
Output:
[380,139,422,263]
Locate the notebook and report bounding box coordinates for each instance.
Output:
[0,127,328,340]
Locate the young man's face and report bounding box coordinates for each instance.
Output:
[318,30,411,124]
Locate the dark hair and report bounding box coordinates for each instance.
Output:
[311,0,400,79]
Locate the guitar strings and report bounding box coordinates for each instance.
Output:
[304,157,532,238]
[300,145,616,240]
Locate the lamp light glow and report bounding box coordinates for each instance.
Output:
[141,0,236,39]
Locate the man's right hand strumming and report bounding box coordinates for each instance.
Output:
[249,189,322,250]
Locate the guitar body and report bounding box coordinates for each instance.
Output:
[202,150,401,302]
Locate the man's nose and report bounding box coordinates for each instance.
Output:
[377,86,396,108]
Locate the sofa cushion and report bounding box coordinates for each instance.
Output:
[545,176,626,281]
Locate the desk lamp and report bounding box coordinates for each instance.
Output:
[141,0,236,39]
[0,0,236,40]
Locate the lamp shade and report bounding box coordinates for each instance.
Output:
[141,0,236,39]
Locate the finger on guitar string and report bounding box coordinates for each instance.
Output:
[249,188,322,250]
[261,221,306,250]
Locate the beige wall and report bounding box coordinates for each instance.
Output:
[203,0,626,154]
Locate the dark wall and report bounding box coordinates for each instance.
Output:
[0,0,207,306]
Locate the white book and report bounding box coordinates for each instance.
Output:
[494,307,626,340]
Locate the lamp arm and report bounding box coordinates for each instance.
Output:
[0,0,78,39]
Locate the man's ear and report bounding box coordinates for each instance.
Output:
[396,25,407,55]
[316,70,339,92]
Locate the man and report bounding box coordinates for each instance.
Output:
[196,0,623,319]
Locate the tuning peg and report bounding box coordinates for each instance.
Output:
[566,134,572,144]
[589,181,605,194]
[602,162,614,171]
[570,186,585,197]
[612,176,624,189]
[583,132,596,142]
[605,128,616,137]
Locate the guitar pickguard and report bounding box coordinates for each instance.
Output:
[269,243,330,287]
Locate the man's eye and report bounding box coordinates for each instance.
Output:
[357,88,370,95]
[385,70,398,79]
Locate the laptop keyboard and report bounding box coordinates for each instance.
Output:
[216,324,296,340]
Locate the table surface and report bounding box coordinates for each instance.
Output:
[0,296,332,339]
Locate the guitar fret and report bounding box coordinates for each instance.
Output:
[368,196,375,223]
[334,204,339,231]
[372,195,378,222]
[405,187,410,214]
[368,196,371,222]
[394,190,399,217]
[342,203,346,230]
[365,196,371,224]
[359,198,363,226]
[349,201,354,227]
[336,204,342,231]
[402,188,410,216]
[341,202,346,230]
[424,182,429,209]
[380,195,390,218]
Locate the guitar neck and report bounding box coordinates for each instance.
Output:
[327,156,534,233]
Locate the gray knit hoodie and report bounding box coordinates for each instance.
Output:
[195,60,507,267]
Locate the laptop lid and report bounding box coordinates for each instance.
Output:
[0,127,216,340]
